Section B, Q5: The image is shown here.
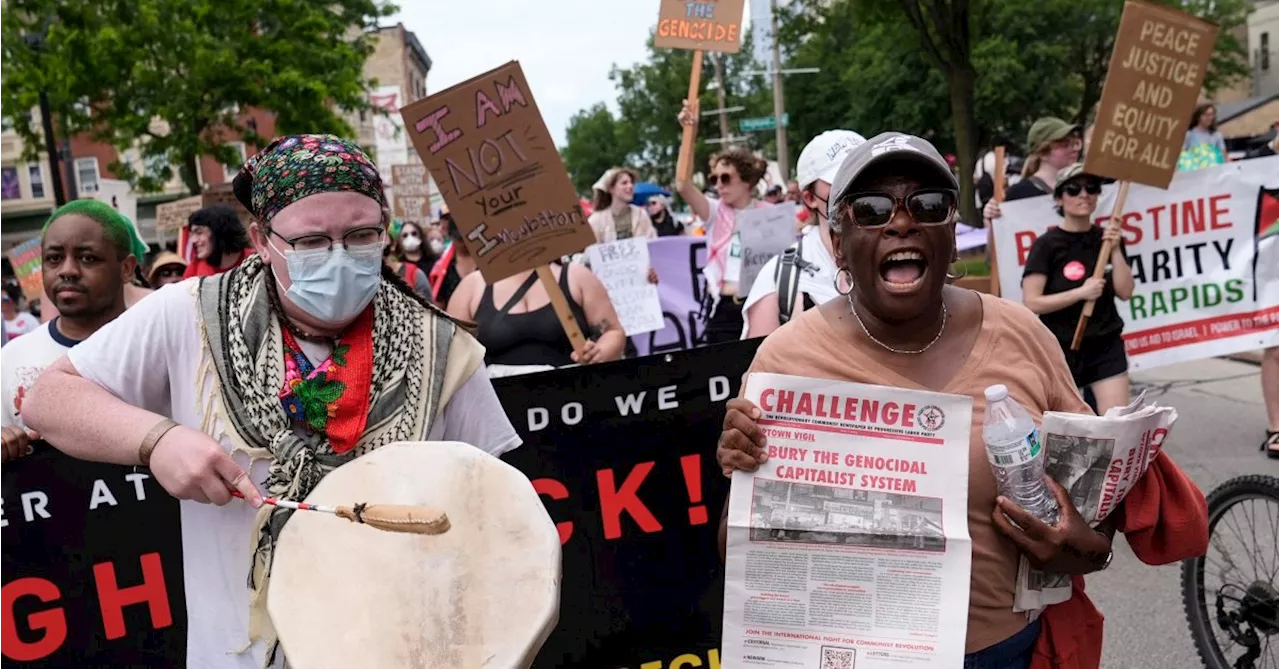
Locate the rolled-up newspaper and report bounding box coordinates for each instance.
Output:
[1012,391,1178,612]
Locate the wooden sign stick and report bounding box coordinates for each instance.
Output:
[1070,180,1131,351]
[987,146,1006,296]
[536,265,589,356]
[675,50,705,185]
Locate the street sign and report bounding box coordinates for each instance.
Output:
[739,114,788,132]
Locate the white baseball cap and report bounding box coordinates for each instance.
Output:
[796,130,867,190]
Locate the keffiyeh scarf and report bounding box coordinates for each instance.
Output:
[196,254,456,664]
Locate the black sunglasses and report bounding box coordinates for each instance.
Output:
[1061,180,1102,197]
[843,189,957,228]
[710,172,737,187]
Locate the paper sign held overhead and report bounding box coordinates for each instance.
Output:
[654,0,746,53]
[399,61,596,283]
[7,237,43,302]
[1085,1,1218,188]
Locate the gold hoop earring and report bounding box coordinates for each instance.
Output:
[834,268,855,296]
[945,259,968,282]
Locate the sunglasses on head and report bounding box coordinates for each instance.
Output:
[710,172,737,187]
[843,189,957,228]
[1061,180,1102,197]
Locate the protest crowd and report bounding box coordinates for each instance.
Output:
[1,2,1277,669]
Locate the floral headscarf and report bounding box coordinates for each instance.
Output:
[232,134,386,224]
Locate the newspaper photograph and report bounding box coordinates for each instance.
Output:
[723,372,974,668]
[1012,391,1179,612]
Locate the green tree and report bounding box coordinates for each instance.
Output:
[2,0,395,195]
[586,30,771,188]
[561,103,635,195]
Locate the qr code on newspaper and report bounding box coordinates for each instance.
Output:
[820,645,856,669]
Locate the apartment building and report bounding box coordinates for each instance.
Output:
[1,22,436,251]
[0,109,276,250]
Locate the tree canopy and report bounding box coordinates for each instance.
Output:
[561,0,1252,219]
[2,0,396,195]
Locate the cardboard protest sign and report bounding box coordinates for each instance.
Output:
[399,61,596,283]
[390,164,431,220]
[654,0,746,53]
[736,203,798,295]
[586,238,664,336]
[155,195,204,232]
[7,237,43,302]
[1086,1,1217,188]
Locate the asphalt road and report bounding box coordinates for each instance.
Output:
[1090,357,1278,669]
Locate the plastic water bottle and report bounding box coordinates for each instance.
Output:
[982,384,1059,525]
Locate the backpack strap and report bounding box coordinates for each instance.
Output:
[776,235,804,325]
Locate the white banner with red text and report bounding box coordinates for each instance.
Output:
[994,157,1279,371]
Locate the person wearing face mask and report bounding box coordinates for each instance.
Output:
[20,134,519,668]
[675,100,771,343]
[714,132,1206,669]
[385,221,432,298]
[741,130,866,339]
[395,220,430,269]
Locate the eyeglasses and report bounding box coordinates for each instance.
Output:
[270,226,385,253]
[841,189,957,228]
[710,172,737,187]
[1060,181,1102,197]
[154,267,185,280]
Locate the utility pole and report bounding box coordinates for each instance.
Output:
[37,91,67,206]
[769,0,789,181]
[711,53,730,143]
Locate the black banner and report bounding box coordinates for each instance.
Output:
[1,338,760,667]
[1,448,185,666]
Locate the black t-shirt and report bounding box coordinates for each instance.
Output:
[1022,226,1125,344]
[435,259,462,308]
[1004,177,1052,202]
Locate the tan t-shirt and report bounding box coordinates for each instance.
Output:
[742,291,1091,653]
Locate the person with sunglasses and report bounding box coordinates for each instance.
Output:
[1021,164,1135,416]
[676,100,771,343]
[713,134,1203,668]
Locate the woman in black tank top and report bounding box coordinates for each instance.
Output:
[446,262,627,367]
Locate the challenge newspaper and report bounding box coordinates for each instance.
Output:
[723,373,974,668]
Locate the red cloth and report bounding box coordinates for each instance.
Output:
[1031,452,1208,669]
[428,244,457,302]
[182,251,251,279]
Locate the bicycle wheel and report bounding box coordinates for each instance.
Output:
[1182,474,1279,669]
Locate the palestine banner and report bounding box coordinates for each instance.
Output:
[2,339,761,667]
[994,157,1280,370]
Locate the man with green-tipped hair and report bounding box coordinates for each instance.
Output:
[1,199,137,462]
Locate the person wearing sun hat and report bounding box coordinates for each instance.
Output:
[20,133,521,668]
[147,250,189,287]
[741,129,866,339]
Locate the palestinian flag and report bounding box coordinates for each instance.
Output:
[1258,188,1278,240]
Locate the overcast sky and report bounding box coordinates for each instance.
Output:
[390,1,656,148]
[389,0,763,148]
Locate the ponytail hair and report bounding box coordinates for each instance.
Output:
[1021,153,1042,179]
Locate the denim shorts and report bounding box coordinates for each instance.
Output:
[963,619,1041,669]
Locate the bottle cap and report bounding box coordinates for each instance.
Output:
[984,384,1008,402]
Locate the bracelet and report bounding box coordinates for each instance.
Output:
[139,419,179,467]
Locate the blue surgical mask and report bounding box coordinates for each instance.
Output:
[269,239,384,324]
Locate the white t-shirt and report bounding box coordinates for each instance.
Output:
[740,224,839,338]
[67,282,521,668]
[2,320,81,428]
[4,312,40,339]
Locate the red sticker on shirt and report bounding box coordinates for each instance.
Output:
[1063,261,1086,281]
